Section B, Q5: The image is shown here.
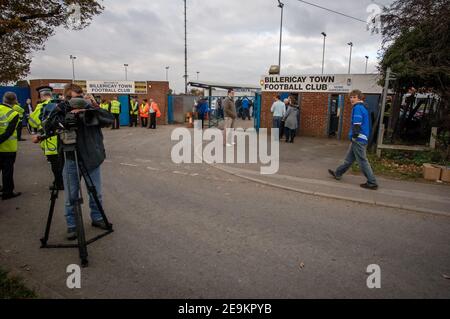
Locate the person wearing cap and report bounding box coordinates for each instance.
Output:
[223,89,237,146]
[0,92,21,200]
[109,96,121,129]
[29,86,64,190]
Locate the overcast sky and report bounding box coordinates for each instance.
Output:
[27,0,393,93]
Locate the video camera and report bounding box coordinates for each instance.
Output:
[58,112,79,145]
[39,99,82,146]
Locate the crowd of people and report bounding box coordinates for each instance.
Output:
[98,96,161,130]
[194,95,255,129]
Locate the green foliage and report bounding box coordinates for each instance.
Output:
[0,267,37,299]
[352,149,450,180]
[0,1,104,84]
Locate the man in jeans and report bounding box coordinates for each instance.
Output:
[328,89,378,190]
[40,84,114,239]
[223,89,237,146]
[270,95,286,140]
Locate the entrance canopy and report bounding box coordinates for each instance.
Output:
[188,81,260,91]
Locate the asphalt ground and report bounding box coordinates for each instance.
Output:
[0,125,449,298]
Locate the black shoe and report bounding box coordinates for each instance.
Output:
[360,183,378,190]
[2,192,21,200]
[328,169,342,181]
[67,228,77,241]
[92,220,110,230]
[49,184,64,191]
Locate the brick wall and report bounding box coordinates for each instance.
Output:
[341,95,353,140]
[298,92,329,137]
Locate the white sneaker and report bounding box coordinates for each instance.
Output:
[226,143,233,147]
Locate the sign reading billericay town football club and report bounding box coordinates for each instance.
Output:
[260,74,382,94]
[260,75,353,93]
[87,81,136,94]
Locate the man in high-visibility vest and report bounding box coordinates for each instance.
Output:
[129,97,139,127]
[109,96,121,129]
[0,92,21,200]
[139,99,149,127]
[12,103,25,141]
[100,99,110,112]
[29,86,64,190]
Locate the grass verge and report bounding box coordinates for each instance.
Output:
[0,267,37,299]
[352,150,450,181]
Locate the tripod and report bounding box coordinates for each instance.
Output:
[40,142,113,267]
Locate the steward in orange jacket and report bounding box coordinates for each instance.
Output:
[139,99,149,127]
[148,99,161,129]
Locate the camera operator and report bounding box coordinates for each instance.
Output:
[37,83,114,240]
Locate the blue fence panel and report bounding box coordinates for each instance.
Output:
[118,95,129,126]
[254,93,261,132]
[167,95,174,124]
[0,86,31,107]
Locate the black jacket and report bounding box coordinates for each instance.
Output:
[44,97,114,171]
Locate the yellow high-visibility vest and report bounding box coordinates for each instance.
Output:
[110,100,121,114]
[28,99,58,156]
[12,104,24,119]
[0,104,19,153]
[130,101,138,115]
[100,103,109,111]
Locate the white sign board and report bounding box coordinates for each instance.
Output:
[49,83,68,90]
[260,74,382,94]
[86,81,135,94]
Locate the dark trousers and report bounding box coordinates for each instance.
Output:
[112,114,120,129]
[285,127,296,142]
[149,113,156,129]
[141,117,148,127]
[47,154,64,188]
[129,114,138,127]
[0,152,16,195]
[242,108,250,120]
[280,120,285,139]
[16,122,23,141]
[198,113,205,129]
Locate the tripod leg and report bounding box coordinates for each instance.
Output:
[73,199,89,267]
[40,186,58,247]
[79,161,113,230]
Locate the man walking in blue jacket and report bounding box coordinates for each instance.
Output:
[328,89,378,190]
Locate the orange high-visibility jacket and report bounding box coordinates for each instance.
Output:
[150,102,161,118]
[139,103,149,118]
